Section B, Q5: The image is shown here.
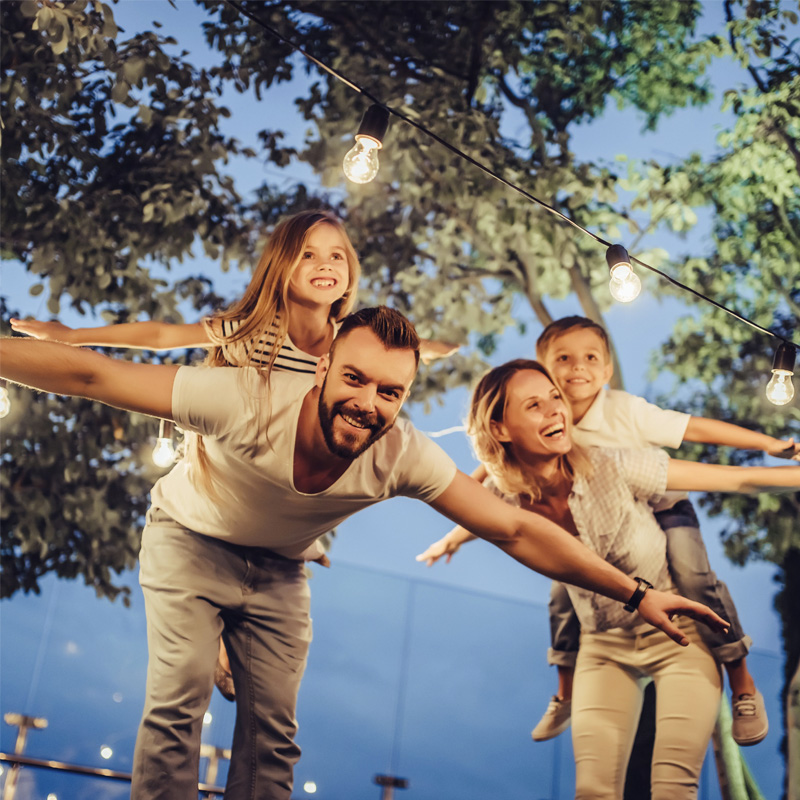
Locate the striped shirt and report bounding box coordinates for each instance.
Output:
[218,317,336,374]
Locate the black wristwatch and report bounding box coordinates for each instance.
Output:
[623,577,654,612]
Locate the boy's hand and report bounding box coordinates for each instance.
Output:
[10,318,74,344]
[766,437,800,461]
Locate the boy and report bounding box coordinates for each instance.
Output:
[532,315,799,747]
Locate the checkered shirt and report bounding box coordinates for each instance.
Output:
[489,447,672,632]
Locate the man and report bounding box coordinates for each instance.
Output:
[0,307,727,800]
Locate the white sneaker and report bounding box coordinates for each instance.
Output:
[732,691,768,746]
[531,696,572,742]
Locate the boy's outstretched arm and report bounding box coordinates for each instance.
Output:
[0,337,177,419]
[667,457,800,493]
[683,416,800,460]
[427,471,729,646]
[9,318,210,352]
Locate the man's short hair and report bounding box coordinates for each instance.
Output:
[332,306,421,366]
[536,316,611,362]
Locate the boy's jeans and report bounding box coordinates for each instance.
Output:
[132,508,312,800]
[547,500,751,667]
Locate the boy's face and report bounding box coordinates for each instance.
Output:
[544,328,613,406]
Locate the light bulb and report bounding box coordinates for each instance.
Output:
[766,371,794,405]
[152,438,176,468]
[342,104,390,184]
[605,244,641,303]
[343,137,381,184]
[766,342,796,406]
[609,263,642,303]
[0,386,10,419]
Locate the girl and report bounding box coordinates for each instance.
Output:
[418,359,799,800]
[12,209,455,702]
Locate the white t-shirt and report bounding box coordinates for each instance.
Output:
[572,388,691,512]
[150,367,457,558]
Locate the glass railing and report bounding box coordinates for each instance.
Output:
[0,562,783,799]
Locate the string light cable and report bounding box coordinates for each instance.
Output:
[221,0,798,397]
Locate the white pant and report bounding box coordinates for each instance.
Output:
[572,618,721,800]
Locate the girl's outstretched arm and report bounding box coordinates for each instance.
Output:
[419,338,460,365]
[666,458,800,493]
[9,318,210,351]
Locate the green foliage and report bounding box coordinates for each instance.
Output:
[1,0,256,320]
[1,1,796,621]
[624,0,800,569]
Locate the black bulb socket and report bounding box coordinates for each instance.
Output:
[772,341,797,373]
[355,104,390,146]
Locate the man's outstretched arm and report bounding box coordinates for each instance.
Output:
[0,337,178,419]
[428,471,729,646]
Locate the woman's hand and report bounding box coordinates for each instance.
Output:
[416,535,463,566]
[10,318,75,344]
[637,589,729,646]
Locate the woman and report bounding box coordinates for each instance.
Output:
[418,359,799,800]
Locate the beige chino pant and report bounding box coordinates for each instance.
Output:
[572,617,722,800]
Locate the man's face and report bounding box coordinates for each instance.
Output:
[544,328,613,406]
[316,327,417,460]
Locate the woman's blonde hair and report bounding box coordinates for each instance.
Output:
[467,359,593,502]
[188,209,360,495]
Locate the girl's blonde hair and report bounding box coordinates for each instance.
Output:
[203,209,360,372]
[467,359,593,502]
[188,209,360,495]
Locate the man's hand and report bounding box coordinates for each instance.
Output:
[10,318,74,344]
[766,437,800,461]
[637,590,729,646]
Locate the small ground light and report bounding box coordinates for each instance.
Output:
[203,712,213,725]
[100,746,113,759]
[303,781,317,793]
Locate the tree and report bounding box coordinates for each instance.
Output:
[2,0,718,596]
[621,1,799,795]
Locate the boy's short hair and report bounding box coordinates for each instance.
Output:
[536,316,611,362]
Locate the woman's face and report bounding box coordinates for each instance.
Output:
[288,223,351,309]
[492,369,573,460]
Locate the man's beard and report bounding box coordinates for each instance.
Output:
[318,378,393,459]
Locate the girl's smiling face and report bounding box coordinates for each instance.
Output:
[288,223,351,308]
[491,369,573,460]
